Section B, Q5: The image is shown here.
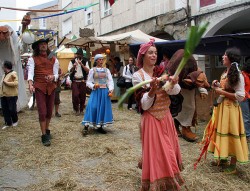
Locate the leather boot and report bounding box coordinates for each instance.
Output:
[181,126,199,142]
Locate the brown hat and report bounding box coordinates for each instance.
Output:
[31,38,49,50]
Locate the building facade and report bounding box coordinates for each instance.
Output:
[56,0,250,79]
[29,0,59,31]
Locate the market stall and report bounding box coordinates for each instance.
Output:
[64,29,167,100]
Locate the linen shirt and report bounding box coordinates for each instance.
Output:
[132,69,181,111]
[27,57,59,82]
[87,67,114,91]
[68,59,90,79]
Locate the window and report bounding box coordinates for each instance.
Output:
[39,18,46,29]
[85,8,93,26]
[62,0,72,9]
[62,17,72,36]
[200,0,216,8]
[103,0,112,17]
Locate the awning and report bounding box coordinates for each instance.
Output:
[64,29,167,48]
[129,33,250,57]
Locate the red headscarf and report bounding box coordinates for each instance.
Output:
[136,38,155,68]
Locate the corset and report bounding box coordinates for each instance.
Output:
[94,68,107,88]
[147,89,171,120]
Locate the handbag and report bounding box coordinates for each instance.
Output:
[169,93,184,117]
[116,76,126,88]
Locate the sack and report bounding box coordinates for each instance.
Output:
[169,93,184,117]
[116,76,126,88]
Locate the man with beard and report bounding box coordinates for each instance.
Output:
[27,38,59,146]
[68,48,90,115]
[0,24,28,111]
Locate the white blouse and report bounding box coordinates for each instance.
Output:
[132,69,181,111]
[86,67,114,91]
[234,73,245,102]
[122,65,133,83]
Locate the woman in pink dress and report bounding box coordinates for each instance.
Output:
[132,39,184,191]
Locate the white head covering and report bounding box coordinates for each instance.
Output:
[94,54,103,62]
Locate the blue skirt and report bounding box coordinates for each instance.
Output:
[82,88,113,128]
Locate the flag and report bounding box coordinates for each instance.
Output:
[109,0,116,6]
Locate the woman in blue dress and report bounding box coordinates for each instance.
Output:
[82,54,114,134]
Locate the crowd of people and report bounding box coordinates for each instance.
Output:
[1,37,249,190]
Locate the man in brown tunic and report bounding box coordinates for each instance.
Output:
[27,38,59,146]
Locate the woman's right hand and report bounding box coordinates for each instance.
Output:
[94,83,99,89]
[148,78,159,98]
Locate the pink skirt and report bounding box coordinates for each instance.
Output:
[141,110,184,191]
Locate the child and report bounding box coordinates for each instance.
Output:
[0,61,19,129]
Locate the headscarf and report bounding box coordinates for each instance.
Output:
[94,54,103,62]
[136,38,155,68]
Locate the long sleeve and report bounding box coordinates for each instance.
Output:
[3,72,18,87]
[86,68,114,91]
[132,71,154,110]
[27,57,35,81]
[165,84,181,95]
[106,68,114,91]
[53,58,59,82]
[68,61,74,72]
[235,73,245,102]
[122,65,132,82]
[86,69,95,89]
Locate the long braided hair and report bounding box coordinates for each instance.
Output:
[225,47,241,87]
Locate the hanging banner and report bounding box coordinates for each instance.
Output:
[0,2,99,22]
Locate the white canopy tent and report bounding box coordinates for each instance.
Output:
[65,29,167,48]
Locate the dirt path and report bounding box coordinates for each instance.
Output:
[0,90,249,191]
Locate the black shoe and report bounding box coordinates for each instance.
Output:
[55,112,61,117]
[97,126,107,134]
[46,129,52,140]
[41,134,51,146]
[75,111,80,116]
[82,126,88,136]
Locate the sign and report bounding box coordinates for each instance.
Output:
[79,28,95,37]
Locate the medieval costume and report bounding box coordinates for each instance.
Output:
[0,24,28,111]
[68,48,90,115]
[207,71,248,163]
[28,38,59,146]
[166,49,210,142]
[133,39,184,191]
[195,48,248,173]
[82,54,114,134]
